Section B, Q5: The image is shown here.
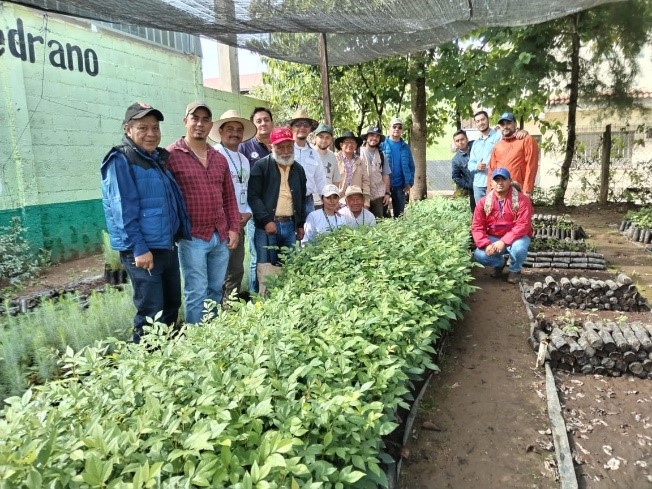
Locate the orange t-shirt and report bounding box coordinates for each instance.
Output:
[488,135,539,193]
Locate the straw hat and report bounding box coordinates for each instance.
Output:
[208,109,257,143]
[286,108,318,131]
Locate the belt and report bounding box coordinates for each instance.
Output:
[274,216,294,222]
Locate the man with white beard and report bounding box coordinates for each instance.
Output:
[248,127,307,268]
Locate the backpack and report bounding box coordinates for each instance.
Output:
[484,187,519,217]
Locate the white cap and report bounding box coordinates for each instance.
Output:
[390,117,403,127]
[321,184,340,197]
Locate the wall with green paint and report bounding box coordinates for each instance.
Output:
[0,4,266,261]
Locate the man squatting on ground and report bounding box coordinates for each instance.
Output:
[211,110,257,301]
[472,168,533,284]
[101,102,190,342]
[248,127,307,269]
[166,101,240,324]
[239,107,274,294]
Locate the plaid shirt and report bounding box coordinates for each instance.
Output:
[167,137,240,241]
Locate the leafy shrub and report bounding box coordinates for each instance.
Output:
[0,217,50,289]
[625,207,652,228]
[0,198,475,487]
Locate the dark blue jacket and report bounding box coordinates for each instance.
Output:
[380,138,415,188]
[451,141,474,191]
[101,136,190,256]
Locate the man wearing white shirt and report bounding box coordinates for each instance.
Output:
[288,109,327,216]
[341,186,376,228]
[313,122,342,209]
[302,184,347,244]
[210,109,257,300]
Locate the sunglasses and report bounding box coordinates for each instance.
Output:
[392,124,403,129]
[293,121,312,128]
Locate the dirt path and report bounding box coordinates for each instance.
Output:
[400,271,557,488]
[401,203,652,488]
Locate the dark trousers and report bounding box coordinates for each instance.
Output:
[120,248,181,343]
[390,186,407,217]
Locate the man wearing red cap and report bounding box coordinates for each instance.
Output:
[248,127,307,270]
[472,167,533,284]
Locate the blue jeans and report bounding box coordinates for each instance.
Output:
[474,235,531,272]
[246,219,258,293]
[178,232,230,324]
[473,186,487,206]
[390,186,406,217]
[304,194,315,216]
[254,219,297,266]
[120,248,181,343]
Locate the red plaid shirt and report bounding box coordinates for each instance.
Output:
[167,137,240,241]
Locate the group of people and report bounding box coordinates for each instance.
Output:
[450,111,538,284]
[101,101,415,341]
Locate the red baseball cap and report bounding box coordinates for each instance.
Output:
[269,127,294,145]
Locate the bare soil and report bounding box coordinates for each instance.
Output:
[401,203,652,488]
[10,204,652,488]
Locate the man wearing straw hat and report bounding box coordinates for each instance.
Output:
[210,109,257,301]
[288,109,327,216]
[167,101,240,324]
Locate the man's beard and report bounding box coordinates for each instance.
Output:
[274,151,294,166]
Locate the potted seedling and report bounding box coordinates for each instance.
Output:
[102,231,127,285]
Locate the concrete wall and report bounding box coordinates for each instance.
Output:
[0,3,265,260]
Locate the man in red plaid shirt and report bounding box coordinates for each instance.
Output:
[167,101,240,324]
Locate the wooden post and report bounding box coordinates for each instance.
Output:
[599,124,611,204]
[319,33,332,127]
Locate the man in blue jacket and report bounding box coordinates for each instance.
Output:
[380,117,415,217]
[451,129,475,212]
[101,102,190,342]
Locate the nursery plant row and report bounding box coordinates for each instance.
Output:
[0,198,476,488]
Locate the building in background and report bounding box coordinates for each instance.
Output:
[0,3,265,260]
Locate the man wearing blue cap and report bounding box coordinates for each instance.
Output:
[472,167,533,283]
[488,112,539,197]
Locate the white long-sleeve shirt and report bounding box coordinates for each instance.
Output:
[216,145,252,214]
[294,143,327,197]
[301,209,347,244]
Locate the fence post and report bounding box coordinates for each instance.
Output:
[599,124,612,204]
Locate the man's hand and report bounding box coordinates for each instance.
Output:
[383,193,391,205]
[403,185,411,194]
[264,222,277,235]
[477,161,487,171]
[134,251,154,271]
[240,212,252,228]
[515,129,529,140]
[227,230,239,250]
[485,240,506,256]
[296,227,305,241]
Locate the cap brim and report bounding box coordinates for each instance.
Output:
[129,108,164,123]
[208,116,257,143]
[362,132,385,142]
[334,137,363,151]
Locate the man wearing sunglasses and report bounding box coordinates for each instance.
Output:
[380,117,415,217]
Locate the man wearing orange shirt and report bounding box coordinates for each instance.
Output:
[488,112,539,197]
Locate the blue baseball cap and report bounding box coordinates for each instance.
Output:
[492,168,511,180]
[498,112,516,123]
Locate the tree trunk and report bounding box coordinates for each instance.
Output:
[553,13,582,206]
[410,53,428,201]
[599,124,612,204]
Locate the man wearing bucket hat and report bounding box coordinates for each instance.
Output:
[210,110,257,301]
[488,111,539,197]
[288,109,327,216]
[360,125,391,218]
[380,117,415,217]
[167,101,241,324]
[248,127,307,267]
[302,184,348,244]
[101,102,190,342]
[472,167,533,284]
[341,185,376,228]
[335,130,370,207]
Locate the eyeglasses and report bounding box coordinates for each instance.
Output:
[392,124,403,129]
[293,121,312,128]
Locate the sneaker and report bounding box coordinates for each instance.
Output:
[490,266,505,278]
[507,271,521,284]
